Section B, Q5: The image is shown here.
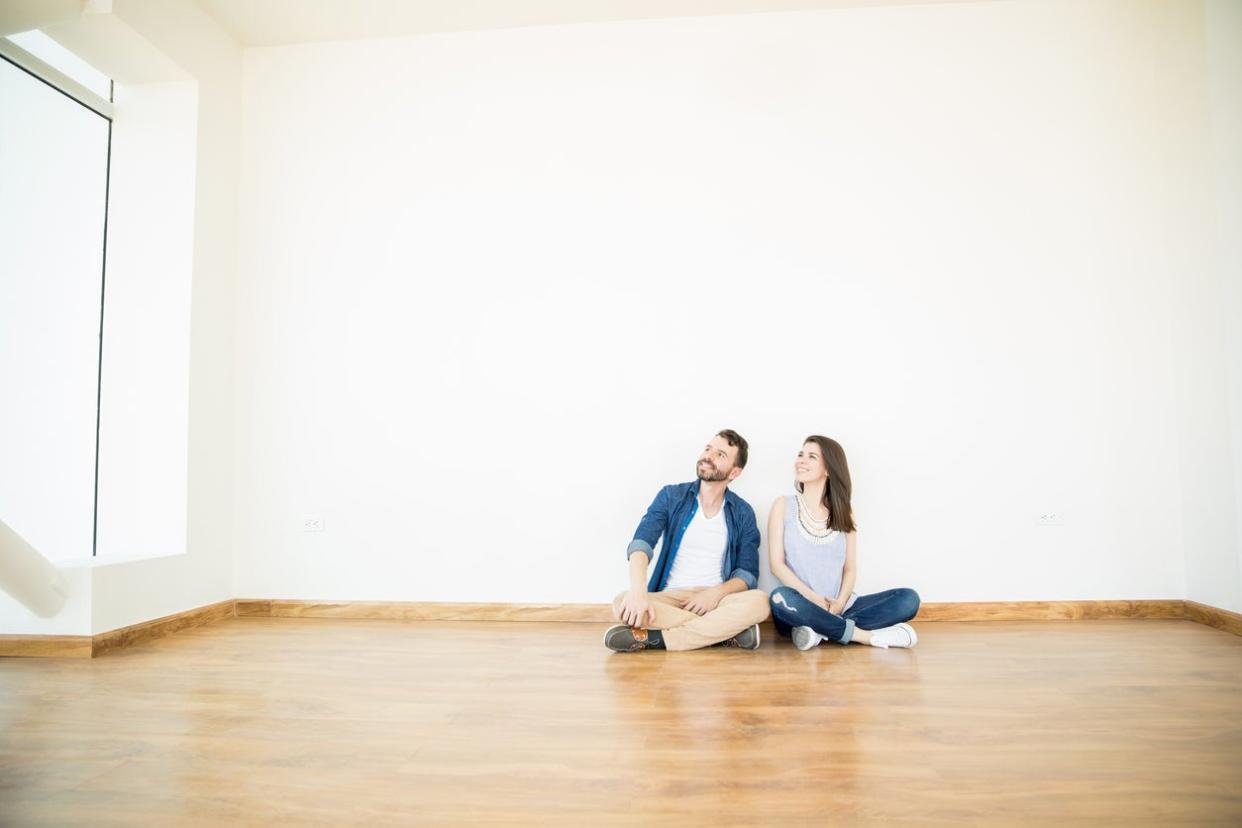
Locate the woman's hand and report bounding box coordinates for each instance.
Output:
[827,598,846,615]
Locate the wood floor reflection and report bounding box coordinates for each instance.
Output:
[2,617,1240,825]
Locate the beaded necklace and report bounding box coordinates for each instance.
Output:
[795,492,835,542]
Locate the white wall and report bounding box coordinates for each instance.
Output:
[89,0,241,633]
[1188,0,1242,613]
[233,0,1231,605]
[1218,0,1242,613]
[95,78,197,562]
[4,0,1236,641]
[0,566,92,636]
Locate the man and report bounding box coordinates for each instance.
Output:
[605,429,770,652]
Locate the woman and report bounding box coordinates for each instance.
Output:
[768,435,920,650]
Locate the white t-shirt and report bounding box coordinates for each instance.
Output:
[663,506,728,591]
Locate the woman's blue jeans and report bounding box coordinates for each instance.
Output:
[769,586,920,644]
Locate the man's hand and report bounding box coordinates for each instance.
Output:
[618,589,656,627]
[681,586,725,616]
[827,597,846,615]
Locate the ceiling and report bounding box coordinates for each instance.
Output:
[194,0,973,48]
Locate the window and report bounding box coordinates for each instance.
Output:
[0,37,112,561]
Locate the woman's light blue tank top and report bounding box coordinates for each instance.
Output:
[782,494,848,600]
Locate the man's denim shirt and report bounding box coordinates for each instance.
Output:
[626,480,760,593]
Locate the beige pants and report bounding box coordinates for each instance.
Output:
[611,588,771,651]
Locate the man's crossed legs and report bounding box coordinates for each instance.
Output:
[608,588,770,651]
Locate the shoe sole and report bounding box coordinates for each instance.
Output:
[896,622,917,648]
[792,626,822,651]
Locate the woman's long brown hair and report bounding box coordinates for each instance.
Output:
[797,435,855,533]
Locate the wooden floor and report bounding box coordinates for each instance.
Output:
[2,617,1241,826]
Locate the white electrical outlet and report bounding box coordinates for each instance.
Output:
[1037,513,1063,526]
[301,516,325,532]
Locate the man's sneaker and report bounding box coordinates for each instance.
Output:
[721,623,761,650]
[603,625,665,652]
[868,622,918,649]
[792,625,825,651]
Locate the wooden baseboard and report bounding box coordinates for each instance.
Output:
[915,599,1186,622]
[1,600,238,659]
[92,599,237,657]
[0,634,94,658]
[1183,600,1242,637]
[236,599,614,623]
[5,597,1239,658]
[235,598,1190,625]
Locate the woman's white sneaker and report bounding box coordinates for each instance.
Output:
[868,623,917,649]
[791,626,824,651]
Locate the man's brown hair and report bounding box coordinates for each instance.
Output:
[716,429,749,469]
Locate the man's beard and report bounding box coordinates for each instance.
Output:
[696,461,728,482]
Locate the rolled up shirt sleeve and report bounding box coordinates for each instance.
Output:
[728,566,758,590]
[626,538,654,559]
[729,502,761,588]
[627,486,670,560]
